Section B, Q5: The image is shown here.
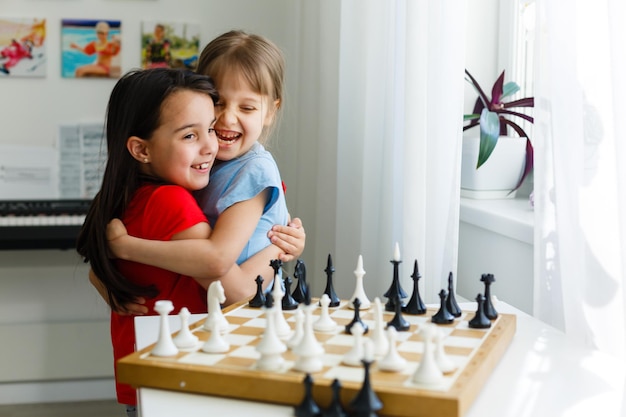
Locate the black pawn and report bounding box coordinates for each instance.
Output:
[295,373,321,417]
[345,298,369,335]
[387,295,410,331]
[403,260,427,315]
[324,379,348,417]
[468,294,492,329]
[248,275,266,308]
[481,273,498,319]
[269,259,285,294]
[384,258,408,312]
[348,356,382,417]
[431,289,455,324]
[323,254,340,307]
[291,259,309,303]
[445,272,462,318]
[282,275,299,310]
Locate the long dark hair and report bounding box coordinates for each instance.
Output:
[77,68,219,312]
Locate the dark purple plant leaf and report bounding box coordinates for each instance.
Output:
[504,97,534,108]
[465,70,491,109]
[490,70,506,105]
[498,109,534,124]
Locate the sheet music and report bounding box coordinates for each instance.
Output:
[0,123,106,201]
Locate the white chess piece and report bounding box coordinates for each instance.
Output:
[342,321,365,366]
[151,300,178,357]
[203,281,229,333]
[313,293,338,332]
[378,326,407,372]
[256,298,287,371]
[412,324,444,385]
[434,328,457,373]
[349,255,371,310]
[271,278,292,338]
[293,303,324,373]
[287,307,305,349]
[201,316,230,353]
[173,307,199,349]
[370,297,389,357]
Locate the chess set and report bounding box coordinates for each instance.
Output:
[117,249,516,417]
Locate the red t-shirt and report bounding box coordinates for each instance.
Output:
[112,184,208,405]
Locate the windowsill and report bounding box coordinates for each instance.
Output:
[459,196,534,245]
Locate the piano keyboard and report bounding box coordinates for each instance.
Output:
[0,199,92,250]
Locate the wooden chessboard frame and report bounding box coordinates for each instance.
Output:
[118,299,516,417]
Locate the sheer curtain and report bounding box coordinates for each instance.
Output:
[534,0,626,361]
[332,0,466,302]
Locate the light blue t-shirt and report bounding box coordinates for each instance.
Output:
[194,142,289,265]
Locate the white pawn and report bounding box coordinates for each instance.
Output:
[201,316,230,353]
[370,297,389,357]
[255,300,287,371]
[434,328,457,374]
[378,326,407,372]
[271,279,292,338]
[313,294,338,332]
[342,321,365,366]
[287,307,305,349]
[173,307,199,349]
[203,281,228,333]
[151,300,178,357]
[412,324,444,385]
[349,255,371,310]
[293,303,324,373]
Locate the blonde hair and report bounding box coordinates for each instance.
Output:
[197,30,285,144]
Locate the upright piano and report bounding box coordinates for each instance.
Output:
[0,199,92,250]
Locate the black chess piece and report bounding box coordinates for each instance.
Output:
[468,293,492,329]
[324,378,348,417]
[348,354,383,417]
[345,298,369,335]
[269,259,285,294]
[481,273,498,319]
[403,260,427,315]
[282,275,299,310]
[387,294,410,331]
[384,256,408,312]
[291,259,309,303]
[445,272,462,318]
[248,275,266,308]
[323,254,340,307]
[431,289,455,324]
[294,373,322,417]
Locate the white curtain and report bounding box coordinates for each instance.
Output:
[333,0,466,302]
[534,0,626,361]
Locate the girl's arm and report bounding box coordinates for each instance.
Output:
[108,189,300,279]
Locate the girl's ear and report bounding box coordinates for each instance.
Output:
[263,98,281,126]
[127,136,150,163]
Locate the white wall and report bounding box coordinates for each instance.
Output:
[0,0,303,404]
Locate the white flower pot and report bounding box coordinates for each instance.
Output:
[460,136,527,199]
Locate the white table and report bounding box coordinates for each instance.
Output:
[133,302,625,417]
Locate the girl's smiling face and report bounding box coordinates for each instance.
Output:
[212,72,278,161]
[138,89,218,190]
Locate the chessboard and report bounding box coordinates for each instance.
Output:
[118,297,516,417]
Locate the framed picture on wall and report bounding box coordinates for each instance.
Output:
[141,20,200,70]
[61,18,121,79]
[0,18,47,77]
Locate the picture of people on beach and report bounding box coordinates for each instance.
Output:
[141,21,199,70]
[0,17,46,77]
[62,19,121,78]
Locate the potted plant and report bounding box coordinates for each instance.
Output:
[462,69,534,197]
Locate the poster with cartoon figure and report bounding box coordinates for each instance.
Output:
[61,19,121,78]
[141,21,200,70]
[0,18,46,77]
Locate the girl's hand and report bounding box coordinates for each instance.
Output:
[89,269,148,315]
[268,217,305,262]
[106,218,129,259]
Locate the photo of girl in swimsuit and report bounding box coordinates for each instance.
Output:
[61,19,121,78]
